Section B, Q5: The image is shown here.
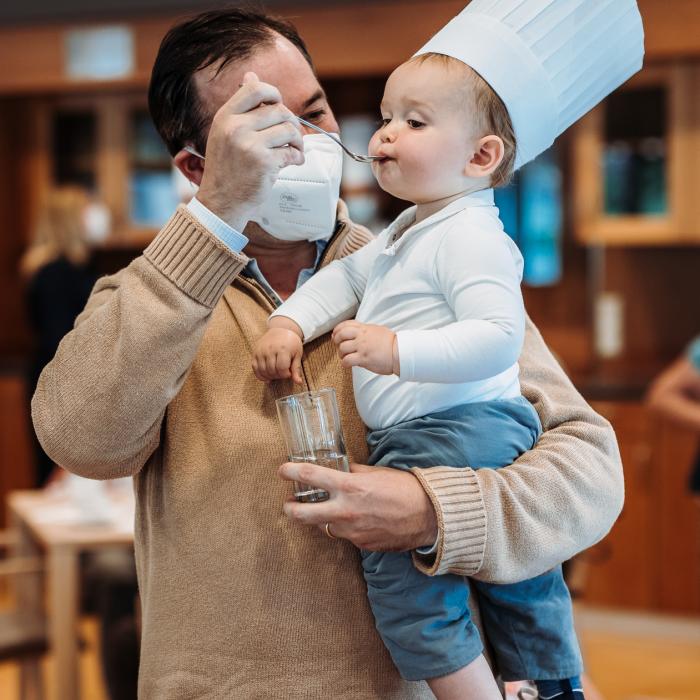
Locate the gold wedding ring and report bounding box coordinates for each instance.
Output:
[324,522,338,540]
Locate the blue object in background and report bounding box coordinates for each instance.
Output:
[130,171,179,228]
[519,149,562,286]
[494,146,562,287]
[495,176,518,243]
[129,111,180,227]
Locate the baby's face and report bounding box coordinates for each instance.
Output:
[369,59,481,204]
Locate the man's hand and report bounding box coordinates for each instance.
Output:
[253,316,304,384]
[278,461,438,551]
[332,320,399,375]
[197,71,304,230]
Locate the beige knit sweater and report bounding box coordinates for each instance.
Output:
[33,204,623,699]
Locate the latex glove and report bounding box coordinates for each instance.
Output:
[196,71,304,230]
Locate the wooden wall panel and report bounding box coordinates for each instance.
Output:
[0,0,698,94]
[656,422,700,613]
[0,375,35,525]
[582,402,700,614]
[583,402,658,610]
[600,247,700,375]
[0,99,34,360]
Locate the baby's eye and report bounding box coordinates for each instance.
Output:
[407,119,425,129]
[378,117,391,127]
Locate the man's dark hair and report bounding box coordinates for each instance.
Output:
[148,8,314,157]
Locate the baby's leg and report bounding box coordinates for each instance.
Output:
[473,567,583,685]
[361,548,484,682]
[363,399,546,689]
[428,654,501,700]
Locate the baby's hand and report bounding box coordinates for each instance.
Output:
[252,319,304,384]
[332,320,399,376]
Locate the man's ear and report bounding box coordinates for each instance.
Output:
[173,149,205,187]
[465,135,504,179]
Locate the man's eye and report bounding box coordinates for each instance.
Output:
[407,119,425,129]
[303,110,326,122]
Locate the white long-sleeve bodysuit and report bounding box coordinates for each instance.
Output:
[271,189,526,431]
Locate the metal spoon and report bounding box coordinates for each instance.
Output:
[296,116,381,163]
[183,117,382,164]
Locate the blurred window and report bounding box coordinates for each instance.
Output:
[129,111,178,227]
[603,86,667,216]
[52,112,97,190]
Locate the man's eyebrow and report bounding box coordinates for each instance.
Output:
[301,89,326,111]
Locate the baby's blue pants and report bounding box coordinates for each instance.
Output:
[362,397,583,682]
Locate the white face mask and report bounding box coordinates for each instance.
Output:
[82,202,111,244]
[185,133,342,242]
[250,133,343,242]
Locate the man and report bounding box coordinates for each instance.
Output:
[33,9,623,698]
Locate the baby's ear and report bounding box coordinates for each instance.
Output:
[465,135,504,179]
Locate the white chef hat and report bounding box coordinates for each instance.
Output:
[414,0,644,168]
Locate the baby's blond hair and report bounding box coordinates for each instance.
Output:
[408,52,517,187]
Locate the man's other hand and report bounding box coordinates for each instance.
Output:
[278,461,438,551]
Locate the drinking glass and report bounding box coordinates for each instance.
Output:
[276,388,350,502]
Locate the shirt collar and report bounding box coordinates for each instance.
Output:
[241,199,350,305]
[242,238,328,308]
[384,188,495,250]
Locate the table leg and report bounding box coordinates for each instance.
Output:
[19,659,44,700]
[8,514,42,616]
[48,546,80,700]
[9,514,46,700]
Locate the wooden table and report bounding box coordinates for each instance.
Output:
[7,486,134,700]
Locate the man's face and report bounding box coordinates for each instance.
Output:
[194,34,339,144]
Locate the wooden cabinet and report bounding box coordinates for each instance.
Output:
[572,63,700,246]
[23,94,177,248]
[580,401,700,613]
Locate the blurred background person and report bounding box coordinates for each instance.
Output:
[647,335,700,501]
[19,185,101,486]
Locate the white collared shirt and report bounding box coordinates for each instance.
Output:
[272,189,525,431]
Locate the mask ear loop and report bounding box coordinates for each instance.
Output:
[184,145,205,161]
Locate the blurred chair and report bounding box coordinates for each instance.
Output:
[0,529,46,700]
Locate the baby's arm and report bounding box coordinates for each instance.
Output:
[398,225,525,383]
[271,235,382,341]
[252,235,382,382]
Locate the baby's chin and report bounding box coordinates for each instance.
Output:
[372,170,415,203]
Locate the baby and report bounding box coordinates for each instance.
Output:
[254,54,582,700]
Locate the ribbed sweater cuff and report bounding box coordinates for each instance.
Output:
[144,205,248,308]
[410,466,487,577]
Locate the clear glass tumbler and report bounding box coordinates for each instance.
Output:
[276,388,350,502]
